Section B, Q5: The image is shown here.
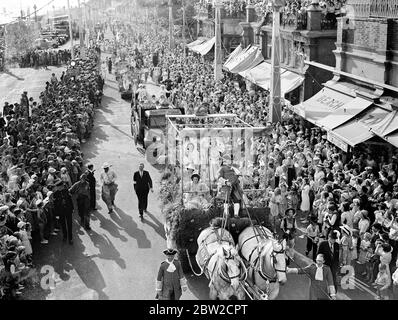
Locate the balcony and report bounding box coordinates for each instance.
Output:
[281,11,308,30]
[263,10,337,30]
[347,0,398,18]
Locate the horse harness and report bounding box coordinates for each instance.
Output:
[240,233,287,283]
[199,228,240,284]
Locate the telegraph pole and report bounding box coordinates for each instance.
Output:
[33,4,37,22]
[214,0,223,81]
[168,0,174,49]
[77,0,86,58]
[268,0,285,123]
[67,0,75,59]
[182,0,186,59]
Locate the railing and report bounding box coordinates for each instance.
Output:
[281,11,308,29]
[347,0,398,18]
[321,14,338,30]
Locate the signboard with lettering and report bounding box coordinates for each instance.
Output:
[316,93,347,111]
[327,131,349,152]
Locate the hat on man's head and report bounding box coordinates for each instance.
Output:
[102,162,111,169]
[48,167,56,174]
[17,221,26,229]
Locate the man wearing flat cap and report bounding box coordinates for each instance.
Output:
[156,248,187,300]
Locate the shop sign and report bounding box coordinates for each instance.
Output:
[327,131,349,152]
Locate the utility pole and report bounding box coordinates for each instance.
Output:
[268,0,285,123]
[145,7,149,33]
[77,0,85,58]
[33,4,37,22]
[67,0,75,60]
[182,0,186,59]
[214,0,223,81]
[168,0,174,49]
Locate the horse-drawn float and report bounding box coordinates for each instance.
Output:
[160,113,288,300]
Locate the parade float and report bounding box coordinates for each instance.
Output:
[159,111,287,300]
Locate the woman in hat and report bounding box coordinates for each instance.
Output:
[185,173,209,210]
[156,248,187,300]
[340,224,353,266]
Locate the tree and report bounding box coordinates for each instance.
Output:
[4,20,39,59]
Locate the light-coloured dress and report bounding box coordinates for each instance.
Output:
[300,184,311,212]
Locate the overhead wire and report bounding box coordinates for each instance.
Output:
[3,0,57,26]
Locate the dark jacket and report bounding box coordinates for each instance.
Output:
[317,240,340,272]
[298,264,334,300]
[86,170,96,189]
[133,170,152,194]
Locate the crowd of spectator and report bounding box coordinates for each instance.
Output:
[93,19,398,299]
[122,22,398,299]
[0,46,104,299]
[17,49,71,69]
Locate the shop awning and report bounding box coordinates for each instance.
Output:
[239,62,304,96]
[187,38,207,49]
[226,46,262,73]
[317,97,373,130]
[384,131,398,148]
[223,45,243,70]
[294,87,353,125]
[280,70,305,96]
[327,106,390,148]
[371,110,398,137]
[191,37,215,56]
[331,120,374,147]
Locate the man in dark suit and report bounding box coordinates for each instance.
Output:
[317,230,340,292]
[287,253,336,300]
[53,180,74,244]
[133,163,153,218]
[86,164,97,211]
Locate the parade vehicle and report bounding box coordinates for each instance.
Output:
[130,104,184,149]
[160,112,288,300]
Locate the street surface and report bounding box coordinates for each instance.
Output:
[0,66,64,107]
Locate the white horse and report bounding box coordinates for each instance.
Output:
[196,227,247,300]
[238,225,287,300]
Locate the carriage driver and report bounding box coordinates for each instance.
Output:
[217,154,243,218]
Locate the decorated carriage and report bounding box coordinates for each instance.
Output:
[160,113,288,300]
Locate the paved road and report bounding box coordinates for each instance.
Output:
[0,66,64,107]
